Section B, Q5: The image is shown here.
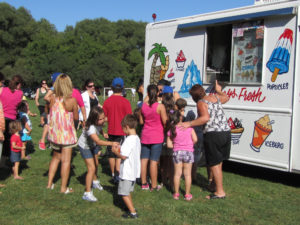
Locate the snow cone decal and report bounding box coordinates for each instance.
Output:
[175,50,186,71]
[228,117,244,145]
[267,28,293,82]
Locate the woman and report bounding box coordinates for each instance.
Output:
[182,81,231,199]
[35,80,49,127]
[46,74,78,194]
[0,75,23,161]
[80,79,101,121]
[139,84,167,191]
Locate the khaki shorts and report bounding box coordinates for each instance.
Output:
[50,142,78,151]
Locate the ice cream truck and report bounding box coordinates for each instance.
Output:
[143,0,300,173]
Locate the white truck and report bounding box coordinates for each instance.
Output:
[143,0,300,173]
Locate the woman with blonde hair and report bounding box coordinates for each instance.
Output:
[46,74,78,194]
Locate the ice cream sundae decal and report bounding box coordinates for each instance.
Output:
[175,50,186,71]
[148,43,169,85]
[228,117,244,145]
[250,115,274,152]
[267,28,293,82]
[178,60,202,98]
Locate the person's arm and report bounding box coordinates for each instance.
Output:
[139,111,144,125]
[72,99,79,121]
[44,89,53,102]
[166,136,173,148]
[191,129,198,144]
[181,101,210,128]
[89,133,118,147]
[80,106,87,127]
[35,89,39,106]
[215,80,229,104]
[158,103,168,127]
[11,141,25,151]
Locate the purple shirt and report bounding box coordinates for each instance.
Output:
[141,102,164,144]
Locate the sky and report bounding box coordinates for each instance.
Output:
[1,0,254,32]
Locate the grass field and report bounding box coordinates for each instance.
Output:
[0,97,299,225]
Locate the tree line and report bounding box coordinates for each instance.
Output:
[0,2,146,89]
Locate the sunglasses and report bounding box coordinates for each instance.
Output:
[42,83,47,84]
[87,84,95,88]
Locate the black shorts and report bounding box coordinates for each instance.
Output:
[203,131,231,167]
[106,135,125,158]
[38,105,45,115]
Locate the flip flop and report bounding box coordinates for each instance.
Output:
[206,193,226,200]
[0,184,6,188]
[63,188,74,194]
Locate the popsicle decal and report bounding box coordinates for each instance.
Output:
[266,28,293,82]
[178,60,202,98]
[148,43,169,85]
[228,117,244,145]
[250,115,274,152]
[175,50,186,71]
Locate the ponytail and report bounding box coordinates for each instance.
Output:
[147,84,158,107]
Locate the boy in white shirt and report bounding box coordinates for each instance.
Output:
[112,114,141,219]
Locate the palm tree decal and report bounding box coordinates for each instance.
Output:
[148,43,169,84]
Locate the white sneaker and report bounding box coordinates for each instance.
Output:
[92,181,103,191]
[82,191,98,202]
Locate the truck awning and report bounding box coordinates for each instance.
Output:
[178,7,295,30]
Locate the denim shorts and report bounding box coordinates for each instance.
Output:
[79,146,100,159]
[118,179,135,196]
[173,151,194,164]
[141,143,163,161]
[10,151,21,163]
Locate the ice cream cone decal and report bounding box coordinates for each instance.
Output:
[250,115,273,152]
[228,117,244,145]
[267,28,293,82]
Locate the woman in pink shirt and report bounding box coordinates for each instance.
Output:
[139,84,167,191]
[0,75,23,158]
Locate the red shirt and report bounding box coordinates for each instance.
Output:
[10,134,23,152]
[103,95,132,136]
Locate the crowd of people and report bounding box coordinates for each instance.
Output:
[0,72,231,219]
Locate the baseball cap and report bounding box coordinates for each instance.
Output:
[51,72,63,83]
[162,85,173,94]
[112,77,124,88]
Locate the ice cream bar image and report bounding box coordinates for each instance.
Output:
[267,28,293,82]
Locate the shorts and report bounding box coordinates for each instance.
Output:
[38,105,45,115]
[106,135,125,158]
[141,143,163,161]
[173,151,194,164]
[118,179,135,196]
[10,151,21,163]
[79,146,100,159]
[50,142,78,151]
[203,131,231,167]
[21,133,32,142]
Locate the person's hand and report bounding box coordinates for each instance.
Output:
[103,133,109,139]
[215,80,222,93]
[111,142,120,154]
[179,121,191,129]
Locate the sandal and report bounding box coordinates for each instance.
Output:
[63,188,74,194]
[173,193,179,200]
[184,194,193,201]
[206,193,226,200]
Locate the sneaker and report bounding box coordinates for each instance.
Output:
[173,193,180,200]
[113,176,119,184]
[141,183,149,190]
[150,184,162,192]
[184,194,193,201]
[122,212,138,219]
[39,141,46,150]
[82,191,97,202]
[92,181,103,191]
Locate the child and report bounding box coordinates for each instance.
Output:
[78,106,119,202]
[9,120,25,179]
[112,114,141,219]
[167,110,197,201]
[17,101,32,160]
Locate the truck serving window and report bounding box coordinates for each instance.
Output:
[206,25,232,83]
[231,20,264,84]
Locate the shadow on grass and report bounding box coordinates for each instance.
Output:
[103,184,128,212]
[0,157,30,181]
[223,160,300,187]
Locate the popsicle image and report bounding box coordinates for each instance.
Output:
[266,28,293,82]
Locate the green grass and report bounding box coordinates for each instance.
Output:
[0,98,300,225]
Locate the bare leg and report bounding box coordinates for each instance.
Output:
[122,194,136,213]
[108,157,115,176]
[60,147,72,193]
[115,158,121,176]
[173,162,182,194]
[207,163,225,198]
[47,151,61,188]
[40,125,48,143]
[21,142,26,159]
[149,160,158,188]
[93,154,99,181]
[183,163,193,195]
[141,158,149,184]
[84,158,96,192]
[13,162,23,179]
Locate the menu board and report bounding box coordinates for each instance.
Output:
[231,21,264,84]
